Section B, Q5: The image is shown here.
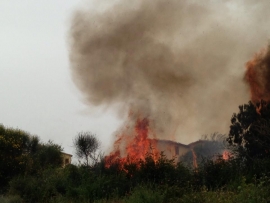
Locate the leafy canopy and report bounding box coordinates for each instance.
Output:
[228,101,270,158]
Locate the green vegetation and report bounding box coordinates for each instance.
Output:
[1,101,270,202]
[0,124,63,194]
[228,101,270,158]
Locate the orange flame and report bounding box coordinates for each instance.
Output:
[245,45,270,113]
[222,150,231,160]
[191,148,198,168]
[105,118,159,169]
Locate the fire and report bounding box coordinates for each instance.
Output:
[191,148,198,168]
[245,45,270,113]
[222,150,231,160]
[105,118,159,169]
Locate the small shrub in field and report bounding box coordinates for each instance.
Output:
[0,196,23,203]
[9,168,67,203]
[123,186,164,203]
[191,155,244,190]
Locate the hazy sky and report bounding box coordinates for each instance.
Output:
[0,0,122,156]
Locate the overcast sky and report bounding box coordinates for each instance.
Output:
[0,0,122,156]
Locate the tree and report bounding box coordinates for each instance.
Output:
[228,101,270,158]
[0,124,64,192]
[0,124,37,192]
[73,132,100,166]
[30,140,63,172]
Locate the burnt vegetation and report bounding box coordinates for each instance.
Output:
[1,102,270,202]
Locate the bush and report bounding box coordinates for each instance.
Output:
[5,132,270,203]
[0,124,63,193]
[29,140,63,174]
[0,196,23,203]
[9,168,67,203]
[0,124,33,192]
[193,155,242,190]
[123,185,165,203]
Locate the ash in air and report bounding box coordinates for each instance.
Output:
[69,0,270,144]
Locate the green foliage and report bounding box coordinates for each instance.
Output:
[7,149,270,203]
[129,152,176,185]
[123,185,165,203]
[193,156,242,190]
[0,124,63,193]
[177,177,270,203]
[228,101,270,158]
[8,164,129,203]
[0,195,23,203]
[0,124,33,192]
[30,140,63,173]
[64,165,128,201]
[9,168,67,203]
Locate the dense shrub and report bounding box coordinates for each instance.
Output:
[9,168,67,203]
[30,141,63,173]
[0,124,63,193]
[192,156,242,190]
[6,148,270,203]
[228,101,270,159]
[0,125,35,192]
[123,185,165,203]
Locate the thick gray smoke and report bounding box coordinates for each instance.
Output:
[69,0,270,144]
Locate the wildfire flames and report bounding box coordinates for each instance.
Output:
[222,150,231,161]
[105,118,159,169]
[69,0,270,171]
[245,46,270,113]
[101,45,270,170]
[191,148,198,168]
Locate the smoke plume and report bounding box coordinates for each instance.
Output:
[69,0,270,144]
